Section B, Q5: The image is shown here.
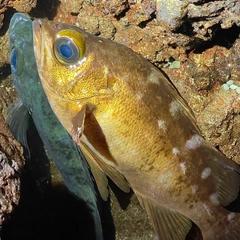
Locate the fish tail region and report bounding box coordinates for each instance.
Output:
[194,145,240,239]
[202,211,240,239]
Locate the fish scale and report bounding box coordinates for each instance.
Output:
[32,19,240,239]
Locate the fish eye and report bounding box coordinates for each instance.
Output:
[54,37,79,63]
[54,29,85,65]
[10,48,18,72]
[10,47,23,75]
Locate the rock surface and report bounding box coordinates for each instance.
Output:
[0,0,37,28]
[0,113,24,228]
[0,66,24,229]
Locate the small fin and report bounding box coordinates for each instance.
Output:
[80,142,109,201]
[136,192,192,240]
[71,105,87,143]
[80,140,130,198]
[71,107,130,195]
[208,148,240,206]
[6,99,31,158]
[202,211,240,240]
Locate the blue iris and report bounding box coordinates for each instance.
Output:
[54,37,80,64]
[10,48,18,73]
[59,44,73,58]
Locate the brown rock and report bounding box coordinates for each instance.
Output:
[0,0,37,29]
[0,113,24,226]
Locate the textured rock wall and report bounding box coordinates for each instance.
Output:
[0,0,37,28]
[0,113,24,227]
[0,0,239,239]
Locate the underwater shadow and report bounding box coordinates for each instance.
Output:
[192,24,240,54]
[1,116,115,240]
[0,0,60,36]
[1,179,99,240]
[0,64,11,82]
[174,15,240,53]
[109,179,133,210]
[29,0,61,20]
[0,8,17,37]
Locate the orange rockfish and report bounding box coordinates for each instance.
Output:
[33,19,240,240]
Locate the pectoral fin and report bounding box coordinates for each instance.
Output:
[80,140,130,195]
[136,192,192,240]
[80,143,109,200]
[6,99,30,158]
[71,105,87,143]
[71,106,130,198]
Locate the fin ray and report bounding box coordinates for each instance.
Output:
[80,139,130,195]
[136,192,192,240]
[6,99,30,158]
[80,142,109,200]
[71,106,130,196]
[208,149,240,206]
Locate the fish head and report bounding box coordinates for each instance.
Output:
[9,13,38,110]
[33,19,114,106]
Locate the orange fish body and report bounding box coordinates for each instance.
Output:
[33,19,240,240]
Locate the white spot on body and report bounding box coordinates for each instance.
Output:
[191,185,198,194]
[227,212,236,221]
[180,162,187,174]
[101,109,112,119]
[209,193,219,205]
[149,72,160,84]
[81,88,87,94]
[57,79,63,84]
[203,204,212,215]
[169,100,181,117]
[158,120,167,130]
[113,82,120,92]
[201,167,212,179]
[137,93,143,100]
[185,134,203,149]
[172,148,179,156]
